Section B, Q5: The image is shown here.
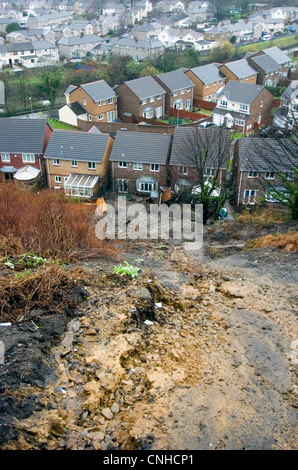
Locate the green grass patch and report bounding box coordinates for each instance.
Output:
[48,119,77,130]
[236,34,298,56]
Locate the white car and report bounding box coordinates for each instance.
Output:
[198,122,217,129]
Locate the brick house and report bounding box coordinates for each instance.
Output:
[212,81,273,134]
[115,76,166,122]
[110,130,173,195]
[219,58,258,85]
[232,137,296,206]
[44,129,114,198]
[246,46,291,86]
[0,118,53,184]
[62,80,118,124]
[169,126,231,194]
[184,63,227,103]
[154,69,195,114]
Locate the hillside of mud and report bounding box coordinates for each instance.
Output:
[0,220,297,451]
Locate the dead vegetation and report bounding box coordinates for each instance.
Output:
[0,265,89,323]
[0,185,115,260]
[236,206,290,224]
[245,230,298,252]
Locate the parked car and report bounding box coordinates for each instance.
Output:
[286,25,296,33]
[198,122,217,128]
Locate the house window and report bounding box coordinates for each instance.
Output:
[185,99,191,110]
[53,159,60,166]
[117,178,128,193]
[98,101,101,107]
[244,189,256,204]
[102,100,106,105]
[178,166,188,175]
[248,171,258,178]
[150,96,154,103]
[172,91,177,97]
[235,119,245,126]
[157,94,161,100]
[143,108,154,119]
[108,98,113,104]
[181,89,185,95]
[150,164,159,172]
[156,106,162,118]
[71,160,78,167]
[118,161,127,168]
[213,82,216,86]
[206,84,209,89]
[204,168,215,176]
[265,171,275,179]
[22,153,35,163]
[133,162,143,170]
[55,175,62,184]
[107,111,115,122]
[141,99,146,105]
[137,181,157,192]
[64,176,68,184]
[186,87,191,92]
[88,162,96,170]
[220,99,227,107]
[240,104,248,112]
[260,100,263,108]
[99,114,103,120]
[88,115,92,121]
[285,171,294,180]
[1,153,10,162]
[83,99,87,105]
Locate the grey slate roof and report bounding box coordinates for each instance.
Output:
[155,69,194,92]
[189,63,226,84]
[262,47,291,66]
[238,137,295,172]
[44,130,111,162]
[249,54,280,72]
[170,126,231,167]
[68,102,88,116]
[114,37,164,50]
[109,131,172,164]
[7,42,34,52]
[123,76,166,100]
[65,84,77,95]
[0,118,49,154]
[58,35,102,46]
[218,81,265,104]
[280,80,298,101]
[222,59,257,79]
[75,80,116,102]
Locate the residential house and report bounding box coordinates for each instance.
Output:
[58,101,88,127]
[169,126,231,194]
[58,34,104,59]
[158,27,181,48]
[109,130,172,195]
[0,44,8,69]
[212,81,273,133]
[168,12,190,28]
[219,59,258,85]
[155,0,185,13]
[115,76,166,122]
[247,53,281,87]
[0,118,53,183]
[247,13,284,34]
[154,69,195,114]
[62,79,117,123]
[232,137,296,206]
[112,37,165,61]
[274,80,298,128]
[185,63,227,103]
[25,10,74,28]
[5,30,28,43]
[187,1,215,24]
[204,23,232,42]
[44,129,114,197]
[260,46,291,80]
[131,22,163,41]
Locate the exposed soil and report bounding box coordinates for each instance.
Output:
[0,220,297,451]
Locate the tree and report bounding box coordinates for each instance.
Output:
[140,65,160,77]
[37,68,63,106]
[173,127,232,224]
[5,22,21,34]
[210,0,230,22]
[210,41,234,63]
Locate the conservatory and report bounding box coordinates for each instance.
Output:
[64,174,99,198]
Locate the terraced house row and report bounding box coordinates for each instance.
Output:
[0,117,295,208]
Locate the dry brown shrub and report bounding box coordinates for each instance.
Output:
[0,265,89,322]
[237,206,289,224]
[0,185,116,260]
[245,231,298,252]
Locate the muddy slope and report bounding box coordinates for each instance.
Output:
[0,223,297,450]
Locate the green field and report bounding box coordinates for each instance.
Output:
[236,34,298,56]
[48,119,77,130]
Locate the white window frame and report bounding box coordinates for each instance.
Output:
[99,114,103,120]
[204,167,215,177]
[150,164,159,172]
[88,161,96,170]
[185,99,191,110]
[53,158,60,166]
[137,181,157,193]
[55,175,62,184]
[118,161,127,168]
[220,99,227,107]
[265,171,275,180]
[178,166,188,175]
[108,98,113,104]
[71,160,78,167]
[133,162,143,170]
[156,106,162,118]
[240,103,248,112]
[248,171,258,178]
[22,153,35,163]
[244,189,257,204]
[1,153,10,162]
